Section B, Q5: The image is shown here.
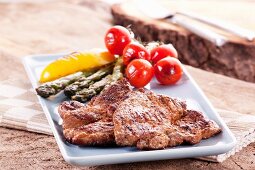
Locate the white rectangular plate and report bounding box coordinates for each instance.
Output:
[23,54,236,166]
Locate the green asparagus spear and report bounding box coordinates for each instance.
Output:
[110,57,124,83]
[64,64,114,98]
[35,71,94,98]
[72,75,112,102]
[71,57,124,102]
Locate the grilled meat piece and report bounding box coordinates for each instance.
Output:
[113,89,187,148]
[58,100,84,130]
[58,100,101,130]
[64,121,115,145]
[59,78,221,149]
[173,110,221,143]
[113,90,221,150]
[135,110,221,150]
[58,78,132,145]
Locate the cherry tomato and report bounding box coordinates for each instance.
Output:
[151,44,178,64]
[125,59,154,88]
[123,42,150,65]
[104,25,132,55]
[154,57,183,85]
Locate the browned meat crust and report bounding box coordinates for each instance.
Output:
[64,121,115,145]
[113,89,187,147]
[135,110,221,150]
[58,78,132,145]
[58,101,99,130]
[58,78,221,149]
[113,89,221,150]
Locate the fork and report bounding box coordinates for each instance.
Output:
[136,0,255,46]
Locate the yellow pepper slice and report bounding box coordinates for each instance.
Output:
[40,49,115,83]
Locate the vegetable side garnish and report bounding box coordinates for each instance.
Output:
[36,25,183,102]
[40,50,115,83]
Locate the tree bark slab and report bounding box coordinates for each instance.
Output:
[111,1,255,82]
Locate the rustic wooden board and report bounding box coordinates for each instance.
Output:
[111,0,255,83]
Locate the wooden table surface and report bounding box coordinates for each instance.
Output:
[0,0,254,169]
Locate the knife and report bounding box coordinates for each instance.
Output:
[136,0,254,46]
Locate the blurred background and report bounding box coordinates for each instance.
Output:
[0,0,254,82]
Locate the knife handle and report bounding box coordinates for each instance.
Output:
[170,16,227,46]
[178,11,255,41]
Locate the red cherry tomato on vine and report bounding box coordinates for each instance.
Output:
[104,25,132,55]
[154,57,183,85]
[151,44,178,64]
[123,42,150,65]
[125,59,154,88]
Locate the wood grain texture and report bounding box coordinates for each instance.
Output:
[111,1,255,82]
[186,66,255,115]
[0,127,254,169]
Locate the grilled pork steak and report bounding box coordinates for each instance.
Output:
[58,78,221,149]
[113,89,187,147]
[58,78,132,145]
[114,105,221,149]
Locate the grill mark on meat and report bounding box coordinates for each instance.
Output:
[135,110,221,149]
[113,89,188,148]
[58,78,132,145]
[66,121,115,145]
[59,78,221,149]
[113,89,221,150]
